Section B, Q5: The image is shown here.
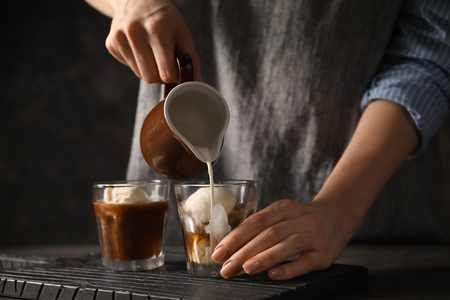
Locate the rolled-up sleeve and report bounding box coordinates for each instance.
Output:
[361,0,450,158]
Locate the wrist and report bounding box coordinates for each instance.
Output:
[111,0,128,17]
[311,195,366,243]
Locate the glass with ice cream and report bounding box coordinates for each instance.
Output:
[92,180,170,271]
[175,180,258,277]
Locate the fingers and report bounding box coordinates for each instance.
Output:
[213,199,339,280]
[240,230,312,276]
[268,251,327,281]
[175,24,202,81]
[220,225,313,278]
[106,20,166,84]
[144,14,178,83]
[105,34,127,66]
[220,234,304,278]
[212,200,293,263]
[128,22,165,83]
[105,2,201,84]
[106,30,142,78]
[221,240,330,280]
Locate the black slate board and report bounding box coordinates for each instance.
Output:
[0,252,367,300]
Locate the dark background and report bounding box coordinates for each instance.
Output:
[1,1,450,249]
[0,1,139,247]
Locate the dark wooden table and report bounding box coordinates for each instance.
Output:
[0,243,449,299]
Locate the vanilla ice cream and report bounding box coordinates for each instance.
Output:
[103,187,162,203]
[183,187,236,227]
[181,187,236,265]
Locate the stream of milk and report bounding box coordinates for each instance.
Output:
[196,147,215,253]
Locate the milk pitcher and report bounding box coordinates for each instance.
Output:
[140,53,230,179]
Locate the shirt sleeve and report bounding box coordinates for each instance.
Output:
[361,0,450,158]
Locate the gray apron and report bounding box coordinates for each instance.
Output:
[127,0,450,247]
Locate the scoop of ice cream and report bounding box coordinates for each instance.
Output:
[183,187,236,227]
[103,187,151,203]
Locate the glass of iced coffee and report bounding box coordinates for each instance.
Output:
[92,180,170,271]
[175,180,258,277]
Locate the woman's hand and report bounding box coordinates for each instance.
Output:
[103,0,200,83]
[212,100,419,281]
[212,198,351,280]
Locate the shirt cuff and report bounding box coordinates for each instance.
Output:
[361,58,449,159]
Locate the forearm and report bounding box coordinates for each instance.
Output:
[84,0,121,17]
[313,99,419,241]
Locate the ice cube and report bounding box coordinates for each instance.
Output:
[205,203,232,242]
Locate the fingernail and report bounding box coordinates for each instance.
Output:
[269,268,284,279]
[243,258,262,274]
[212,246,228,262]
[220,261,238,278]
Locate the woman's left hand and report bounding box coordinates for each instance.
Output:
[211,198,350,280]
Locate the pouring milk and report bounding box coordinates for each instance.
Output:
[163,82,230,255]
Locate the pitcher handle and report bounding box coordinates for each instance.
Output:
[164,53,194,98]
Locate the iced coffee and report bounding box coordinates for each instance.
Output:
[92,180,170,271]
[175,181,258,277]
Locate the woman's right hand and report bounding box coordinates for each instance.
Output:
[98,0,201,83]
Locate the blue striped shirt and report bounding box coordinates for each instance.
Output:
[361,0,450,158]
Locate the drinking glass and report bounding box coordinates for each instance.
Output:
[92,180,170,271]
[175,180,258,277]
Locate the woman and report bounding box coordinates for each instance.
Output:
[85,0,450,280]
